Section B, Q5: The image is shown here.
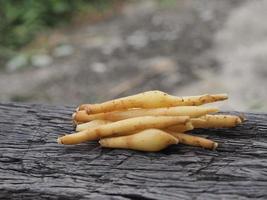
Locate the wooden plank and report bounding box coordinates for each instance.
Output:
[0,102,266,200]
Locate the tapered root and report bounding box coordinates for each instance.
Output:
[58,116,189,145]
[77,91,228,114]
[99,129,179,152]
[73,106,219,123]
[191,114,242,129]
[168,131,218,150]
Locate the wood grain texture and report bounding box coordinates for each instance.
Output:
[0,102,266,200]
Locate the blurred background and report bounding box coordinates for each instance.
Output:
[0,0,267,111]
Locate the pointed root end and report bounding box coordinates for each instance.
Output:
[57,137,63,144]
[213,142,218,150]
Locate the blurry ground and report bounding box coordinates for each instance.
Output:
[0,0,267,111]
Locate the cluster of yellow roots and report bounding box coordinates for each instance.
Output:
[57,90,243,152]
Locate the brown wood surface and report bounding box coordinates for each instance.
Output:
[0,103,266,200]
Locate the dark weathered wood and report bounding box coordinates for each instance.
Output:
[0,102,266,200]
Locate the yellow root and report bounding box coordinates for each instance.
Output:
[191,114,242,128]
[99,129,179,152]
[77,90,227,114]
[73,106,218,123]
[58,116,189,145]
[168,131,218,150]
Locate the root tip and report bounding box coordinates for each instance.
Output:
[72,112,76,119]
[238,114,246,122]
[72,112,78,126]
[214,93,228,100]
[236,117,242,124]
[99,139,105,146]
[57,138,63,144]
[213,142,218,150]
[72,119,78,126]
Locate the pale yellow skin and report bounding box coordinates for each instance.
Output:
[167,121,194,132]
[99,129,179,152]
[76,119,193,133]
[168,131,218,150]
[58,116,189,145]
[191,114,242,128]
[73,106,219,123]
[78,90,228,114]
[75,120,111,132]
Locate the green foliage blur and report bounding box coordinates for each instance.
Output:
[0,0,112,62]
